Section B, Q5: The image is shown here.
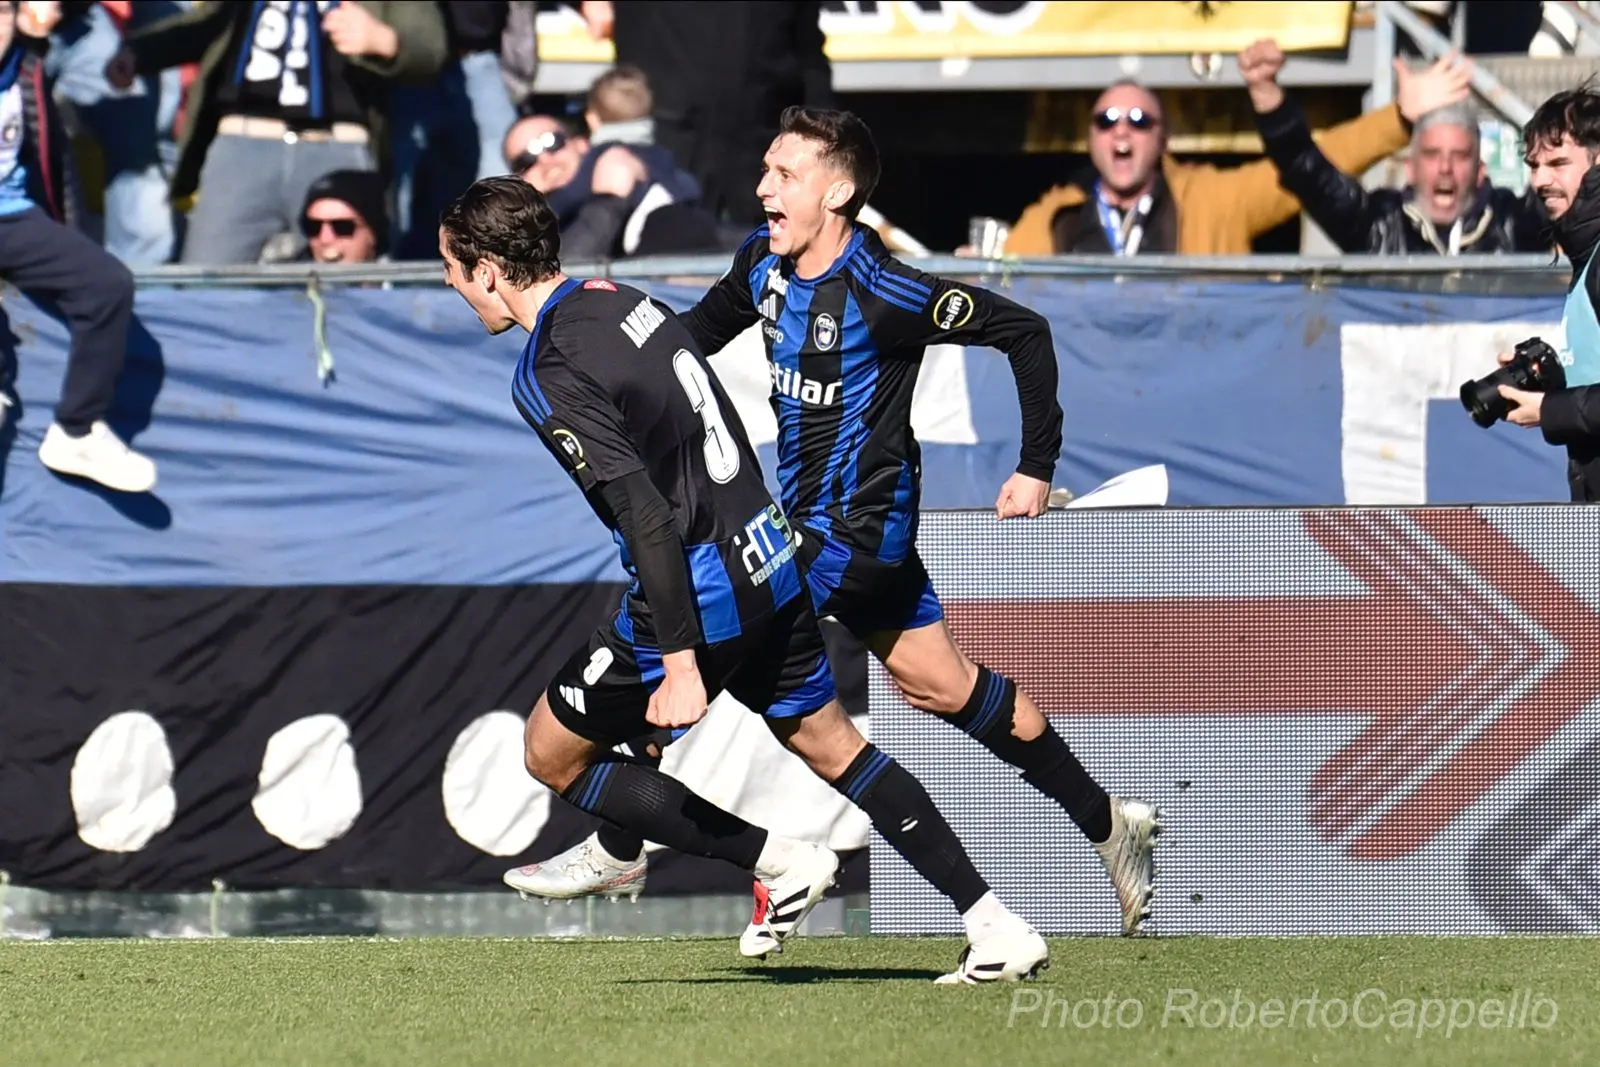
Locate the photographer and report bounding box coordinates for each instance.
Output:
[1496,85,1600,501]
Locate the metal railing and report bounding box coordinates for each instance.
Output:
[1372,1,1539,127]
[125,253,1571,293]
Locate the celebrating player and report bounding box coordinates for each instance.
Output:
[443,176,1050,983]
[511,107,1162,954]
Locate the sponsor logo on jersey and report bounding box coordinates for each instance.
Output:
[737,504,797,587]
[812,312,838,351]
[932,288,975,331]
[552,428,586,470]
[584,279,617,291]
[770,363,842,407]
[620,297,665,348]
[766,267,789,296]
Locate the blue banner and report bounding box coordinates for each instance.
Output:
[0,276,1575,588]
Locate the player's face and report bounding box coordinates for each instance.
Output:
[757,133,852,257]
[1406,124,1484,226]
[1527,135,1596,222]
[438,227,515,335]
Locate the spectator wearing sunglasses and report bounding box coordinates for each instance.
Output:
[298,168,386,263]
[1004,40,1463,257]
[502,111,721,259]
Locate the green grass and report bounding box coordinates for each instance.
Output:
[1,936,1595,1066]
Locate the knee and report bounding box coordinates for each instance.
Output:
[895,660,980,715]
[522,712,582,794]
[96,256,135,314]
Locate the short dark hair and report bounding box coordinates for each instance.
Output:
[439,176,560,287]
[1524,77,1600,162]
[778,106,880,219]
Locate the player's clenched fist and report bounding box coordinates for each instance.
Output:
[647,652,709,729]
[995,472,1050,520]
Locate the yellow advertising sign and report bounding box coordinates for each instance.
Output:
[534,2,1355,64]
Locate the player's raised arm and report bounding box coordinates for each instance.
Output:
[677,229,767,357]
[862,263,1064,518]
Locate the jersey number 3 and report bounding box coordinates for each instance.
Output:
[673,349,740,484]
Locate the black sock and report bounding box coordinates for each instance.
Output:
[593,729,676,862]
[562,754,767,870]
[950,666,1113,844]
[831,743,990,913]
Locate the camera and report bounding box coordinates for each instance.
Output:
[1460,337,1568,428]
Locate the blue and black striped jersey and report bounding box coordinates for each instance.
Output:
[680,225,1064,564]
[512,277,804,648]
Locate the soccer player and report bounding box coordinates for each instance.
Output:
[509,107,1162,954]
[443,176,1050,983]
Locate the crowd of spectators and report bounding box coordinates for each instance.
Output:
[0,0,1578,494]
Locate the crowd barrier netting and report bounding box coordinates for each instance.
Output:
[1,256,1595,930]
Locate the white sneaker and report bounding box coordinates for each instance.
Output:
[738,880,782,958]
[934,918,1050,985]
[503,833,647,902]
[1093,796,1162,936]
[740,841,838,957]
[38,421,157,494]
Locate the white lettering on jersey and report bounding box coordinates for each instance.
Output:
[765,267,788,296]
[737,505,797,587]
[582,647,613,685]
[620,298,666,348]
[770,363,842,407]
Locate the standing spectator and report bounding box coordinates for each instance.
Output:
[0,1,152,493]
[580,0,832,228]
[105,1,445,265]
[47,1,192,266]
[389,1,517,260]
[1251,43,1550,255]
[1004,43,1472,257]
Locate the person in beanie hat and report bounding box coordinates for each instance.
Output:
[299,168,388,264]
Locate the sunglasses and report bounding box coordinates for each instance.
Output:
[508,130,568,174]
[1093,107,1157,132]
[302,217,360,238]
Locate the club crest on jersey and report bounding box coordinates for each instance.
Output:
[933,289,975,331]
[552,428,586,470]
[583,279,617,291]
[812,313,838,351]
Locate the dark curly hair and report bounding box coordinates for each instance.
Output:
[1524,75,1600,163]
[439,176,561,287]
[777,106,881,220]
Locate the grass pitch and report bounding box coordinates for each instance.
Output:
[2,935,1595,1066]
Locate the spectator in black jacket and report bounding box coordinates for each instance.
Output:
[1496,86,1600,501]
[579,0,833,228]
[1251,41,1550,255]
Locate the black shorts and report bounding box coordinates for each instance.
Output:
[546,591,837,747]
[796,525,945,641]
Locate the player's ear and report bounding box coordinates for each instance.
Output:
[475,259,498,293]
[823,177,856,214]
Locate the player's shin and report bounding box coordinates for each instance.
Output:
[560,754,772,869]
[948,665,1112,844]
[593,728,679,862]
[827,742,991,914]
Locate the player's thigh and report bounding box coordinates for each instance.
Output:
[767,696,868,782]
[543,621,659,767]
[523,691,605,793]
[852,553,979,715]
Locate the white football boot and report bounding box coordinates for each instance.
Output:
[739,842,839,958]
[503,832,646,902]
[1093,796,1162,935]
[934,912,1050,985]
[738,880,782,958]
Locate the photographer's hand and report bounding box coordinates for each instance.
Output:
[1498,385,1545,427]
